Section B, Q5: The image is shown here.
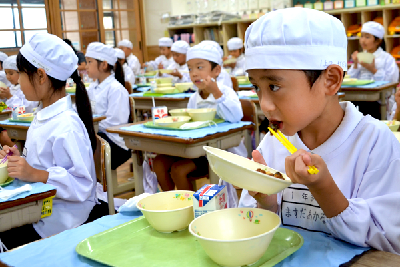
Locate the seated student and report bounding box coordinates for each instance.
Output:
[0,33,97,250]
[348,21,399,119]
[85,42,131,170]
[114,48,135,86]
[224,37,245,76]
[118,39,141,75]
[0,52,10,88]
[0,55,38,113]
[0,128,14,148]
[164,40,191,83]
[239,8,400,254]
[144,37,175,70]
[153,41,243,193]
[63,39,87,72]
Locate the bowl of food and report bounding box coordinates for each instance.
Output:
[159,69,174,74]
[382,120,400,131]
[17,113,34,122]
[223,58,237,64]
[203,146,292,195]
[157,83,173,88]
[154,116,191,128]
[0,163,8,184]
[156,77,174,84]
[0,81,7,89]
[357,52,375,64]
[0,102,7,112]
[153,87,178,94]
[175,83,193,93]
[189,208,281,267]
[187,108,216,121]
[137,190,195,233]
[144,71,158,77]
[169,109,190,117]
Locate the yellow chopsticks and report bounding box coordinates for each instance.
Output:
[268,127,319,175]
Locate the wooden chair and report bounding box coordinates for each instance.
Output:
[93,135,115,215]
[125,81,133,94]
[129,96,137,123]
[231,76,239,92]
[240,99,259,157]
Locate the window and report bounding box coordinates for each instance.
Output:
[0,0,48,49]
[59,0,101,52]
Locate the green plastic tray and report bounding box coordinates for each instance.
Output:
[0,177,14,187]
[143,118,225,130]
[136,83,151,87]
[76,216,303,267]
[341,80,374,86]
[8,119,32,123]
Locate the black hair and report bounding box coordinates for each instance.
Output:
[375,36,386,51]
[303,70,346,87]
[209,61,219,70]
[63,39,78,54]
[16,52,97,152]
[96,60,126,90]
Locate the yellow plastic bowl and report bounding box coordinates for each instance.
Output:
[0,81,7,89]
[189,208,281,267]
[175,83,193,93]
[153,87,178,94]
[169,109,189,117]
[17,113,34,122]
[66,87,76,94]
[223,58,237,64]
[187,108,216,121]
[137,190,195,233]
[155,116,191,128]
[204,146,292,195]
[357,52,374,64]
[382,120,400,131]
[156,77,173,84]
[159,69,174,74]
[0,164,8,184]
[157,83,173,88]
[145,71,158,76]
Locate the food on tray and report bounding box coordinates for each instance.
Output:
[256,168,285,180]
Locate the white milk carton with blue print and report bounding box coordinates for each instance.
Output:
[193,184,227,219]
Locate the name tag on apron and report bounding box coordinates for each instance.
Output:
[281,185,329,234]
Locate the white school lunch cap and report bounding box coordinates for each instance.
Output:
[0,52,7,62]
[85,42,117,66]
[361,21,384,39]
[227,37,244,51]
[114,48,125,60]
[3,55,17,71]
[171,40,190,54]
[117,39,133,49]
[159,37,173,47]
[20,33,78,81]
[186,41,223,65]
[244,8,347,71]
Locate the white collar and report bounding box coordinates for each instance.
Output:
[372,47,384,57]
[292,101,364,156]
[195,81,224,103]
[36,95,72,121]
[93,74,115,91]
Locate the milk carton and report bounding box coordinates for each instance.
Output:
[193,184,227,219]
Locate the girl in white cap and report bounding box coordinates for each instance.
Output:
[153,41,244,207]
[144,37,175,70]
[0,55,39,113]
[239,8,400,254]
[114,47,136,88]
[117,39,141,75]
[85,42,131,170]
[0,33,97,250]
[224,37,245,76]
[163,40,191,83]
[0,52,10,88]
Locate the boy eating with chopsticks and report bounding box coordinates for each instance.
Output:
[239,8,400,254]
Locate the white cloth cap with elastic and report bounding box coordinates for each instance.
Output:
[171,40,190,54]
[117,39,133,49]
[187,40,223,65]
[0,52,7,62]
[114,48,125,59]
[227,37,244,51]
[245,8,347,71]
[85,42,117,66]
[20,33,78,81]
[3,55,17,71]
[159,37,173,47]
[361,21,384,39]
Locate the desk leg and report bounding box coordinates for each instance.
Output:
[208,140,219,185]
[380,91,387,120]
[244,129,252,158]
[132,151,144,196]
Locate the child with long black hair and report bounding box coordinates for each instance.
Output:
[85,42,131,170]
[0,33,97,250]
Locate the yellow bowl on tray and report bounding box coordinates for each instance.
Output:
[153,87,178,94]
[17,113,34,122]
[187,108,216,121]
[203,146,292,195]
[154,116,191,128]
[137,190,195,233]
[0,163,8,184]
[157,83,173,88]
[382,120,400,131]
[175,83,193,93]
[189,208,281,267]
[144,71,158,76]
[159,69,174,74]
[169,109,190,117]
[66,87,76,94]
[357,52,374,64]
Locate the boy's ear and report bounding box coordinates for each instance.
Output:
[322,65,343,96]
[37,68,48,85]
[213,64,222,77]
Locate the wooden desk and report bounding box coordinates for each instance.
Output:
[345,250,400,267]
[0,115,106,141]
[0,111,11,121]
[108,122,254,195]
[0,189,56,232]
[340,82,397,120]
[131,96,190,110]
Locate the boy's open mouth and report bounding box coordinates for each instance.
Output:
[269,120,283,131]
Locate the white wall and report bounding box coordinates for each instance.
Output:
[143,0,172,46]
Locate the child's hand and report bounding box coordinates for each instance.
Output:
[351,51,358,65]
[203,76,222,99]
[248,150,278,212]
[359,58,377,74]
[158,62,164,69]
[170,69,182,79]
[0,87,12,100]
[285,149,330,188]
[7,156,48,183]
[0,145,20,159]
